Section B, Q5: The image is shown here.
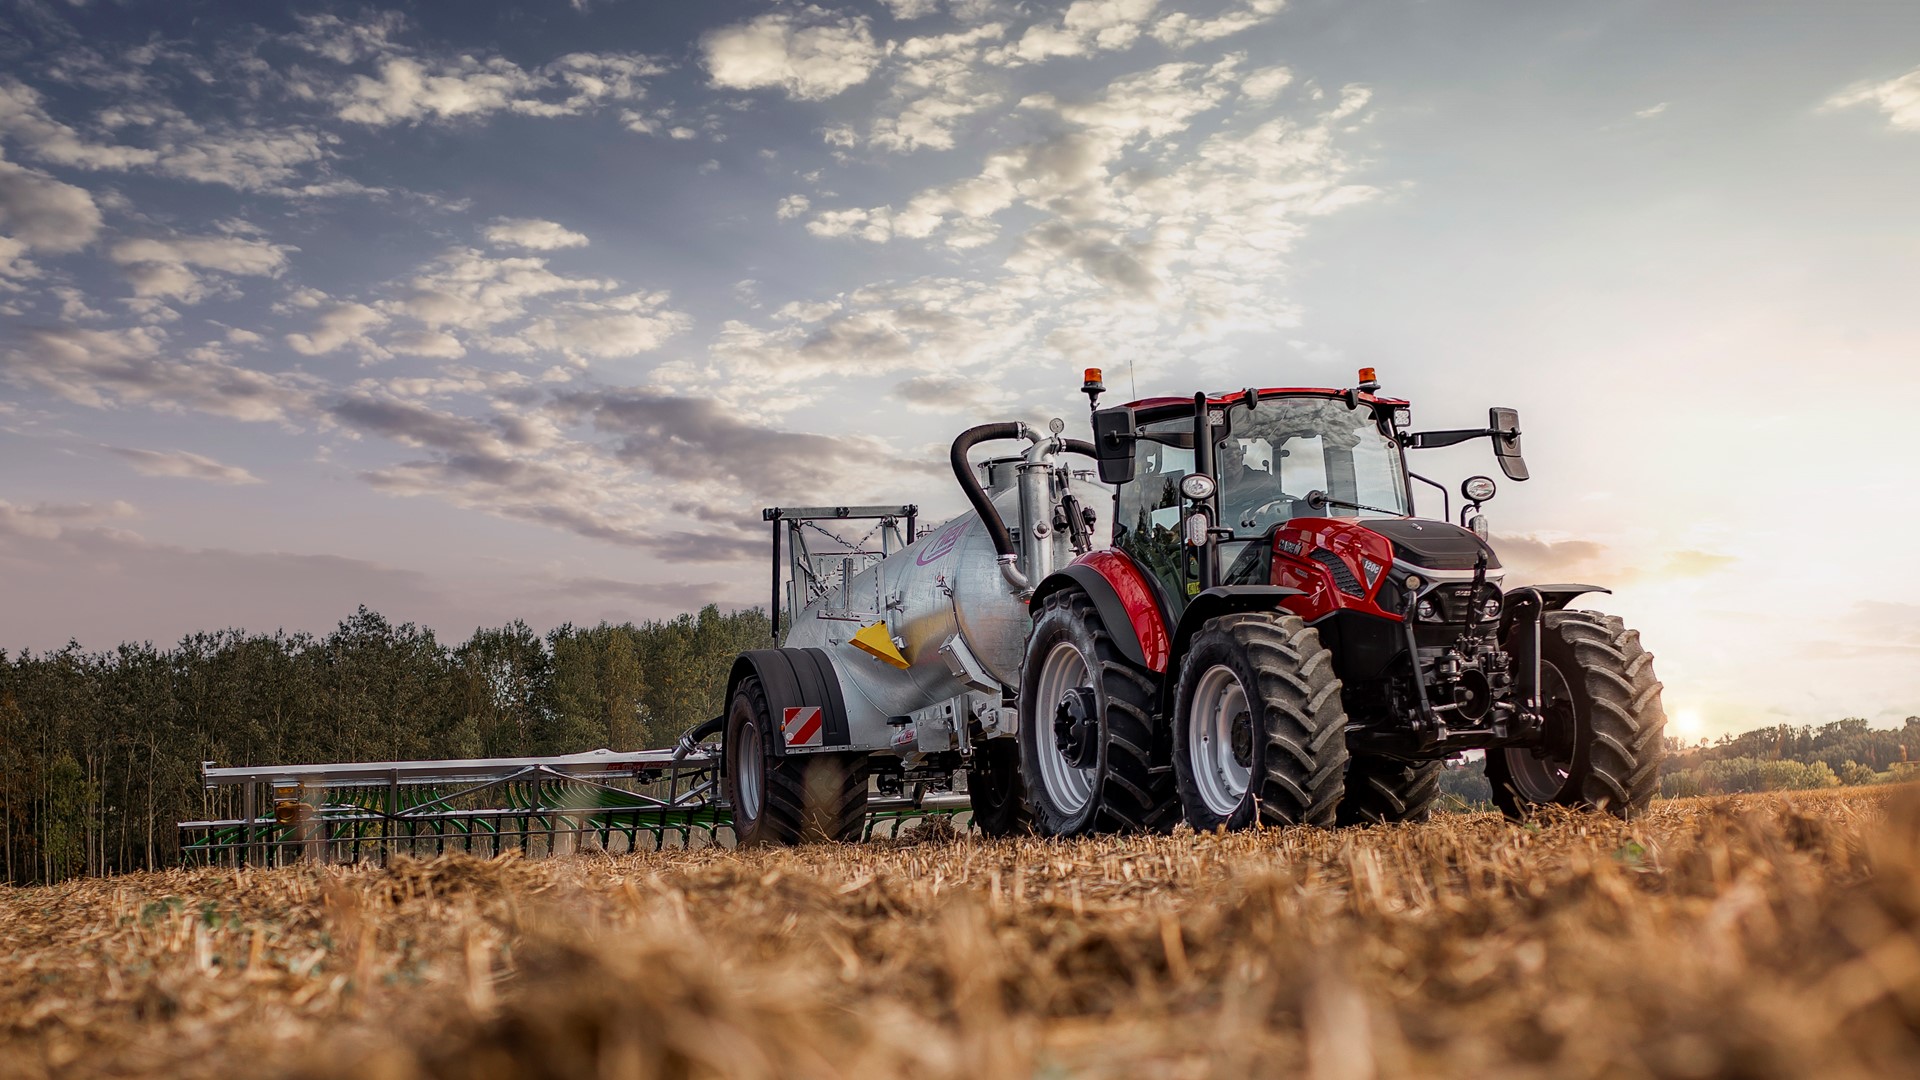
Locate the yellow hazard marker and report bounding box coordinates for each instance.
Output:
[850,622,910,669]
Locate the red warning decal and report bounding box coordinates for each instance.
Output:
[782,705,824,748]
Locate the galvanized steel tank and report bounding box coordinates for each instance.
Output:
[782,441,1109,751]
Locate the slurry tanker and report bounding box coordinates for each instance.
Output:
[719,369,1666,843]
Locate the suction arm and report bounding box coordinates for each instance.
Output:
[949,421,1043,590]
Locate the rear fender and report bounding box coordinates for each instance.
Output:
[725,648,852,757]
[1031,553,1173,673]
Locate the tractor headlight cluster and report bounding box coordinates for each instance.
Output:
[1416,598,1437,620]
[1179,473,1216,501]
[1481,597,1502,619]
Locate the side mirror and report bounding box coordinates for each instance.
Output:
[1090,406,1137,485]
[1488,407,1528,481]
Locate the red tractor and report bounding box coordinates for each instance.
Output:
[1002,369,1666,834]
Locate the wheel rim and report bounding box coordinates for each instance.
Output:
[1504,660,1575,802]
[1188,663,1253,817]
[1033,639,1096,815]
[736,718,765,820]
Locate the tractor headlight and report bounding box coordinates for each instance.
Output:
[1416,597,1437,620]
[1179,473,1216,501]
[1481,597,1502,619]
[1467,513,1489,540]
[1462,475,1497,503]
[1391,406,1412,429]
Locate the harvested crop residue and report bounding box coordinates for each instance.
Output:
[3,787,1917,1079]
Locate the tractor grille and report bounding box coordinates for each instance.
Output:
[1309,549,1366,598]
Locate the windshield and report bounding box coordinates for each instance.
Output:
[1217,397,1410,533]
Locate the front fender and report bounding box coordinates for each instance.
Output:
[1164,585,1307,695]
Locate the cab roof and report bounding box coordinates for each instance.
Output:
[1122,388,1410,412]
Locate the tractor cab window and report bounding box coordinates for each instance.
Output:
[1219,397,1410,533]
[1114,414,1199,610]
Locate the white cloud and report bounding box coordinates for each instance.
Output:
[2,80,341,195]
[869,24,1008,152]
[1000,0,1158,63]
[1634,102,1669,120]
[334,56,540,125]
[0,154,103,254]
[1149,0,1284,49]
[758,72,1377,391]
[1827,66,1920,132]
[0,326,320,423]
[1241,65,1294,103]
[316,32,666,127]
[484,217,590,250]
[0,78,160,170]
[108,232,293,303]
[287,12,409,65]
[777,194,811,220]
[285,301,389,358]
[882,0,943,17]
[520,291,693,362]
[384,329,467,359]
[107,446,263,485]
[701,9,881,101]
[388,246,617,334]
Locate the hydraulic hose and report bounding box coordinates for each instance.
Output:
[950,421,1040,590]
[950,422,1028,560]
[1062,437,1098,460]
[674,715,725,760]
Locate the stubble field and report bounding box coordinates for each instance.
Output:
[2,787,1917,1080]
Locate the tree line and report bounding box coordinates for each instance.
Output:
[0,605,770,885]
[1658,717,1920,798]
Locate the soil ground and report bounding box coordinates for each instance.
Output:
[3,787,1917,1080]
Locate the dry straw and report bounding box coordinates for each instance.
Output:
[2,787,1916,1079]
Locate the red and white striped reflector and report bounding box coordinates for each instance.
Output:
[782,706,824,748]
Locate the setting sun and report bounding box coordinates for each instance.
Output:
[1673,708,1706,741]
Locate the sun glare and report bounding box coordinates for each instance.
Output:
[1673,708,1704,740]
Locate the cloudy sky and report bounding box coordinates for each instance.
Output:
[2,0,1916,737]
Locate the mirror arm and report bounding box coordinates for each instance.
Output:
[1404,427,1492,449]
[1408,473,1449,522]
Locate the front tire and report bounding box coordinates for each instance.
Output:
[726,676,869,846]
[1486,610,1665,820]
[1336,756,1441,826]
[1172,613,1349,831]
[1017,589,1174,837]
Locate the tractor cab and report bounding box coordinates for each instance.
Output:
[1083,369,1527,624]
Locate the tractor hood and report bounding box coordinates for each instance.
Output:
[1360,519,1501,571]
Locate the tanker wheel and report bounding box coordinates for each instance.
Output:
[966,738,1030,837]
[725,676,869,846]
[1486,610,1665,821]
[1172,612,1349,831]
[1336,755,1442,826]
[1017,589,1175,837]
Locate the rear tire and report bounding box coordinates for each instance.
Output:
[966,738,1030,837]
[1172,613,1349,831]
[1336,756,1441,826]
[1487,610,1665,820]
[1017,589,1175,837]
[726,676,869,846]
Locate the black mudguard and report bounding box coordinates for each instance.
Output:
[725,648,851,756]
